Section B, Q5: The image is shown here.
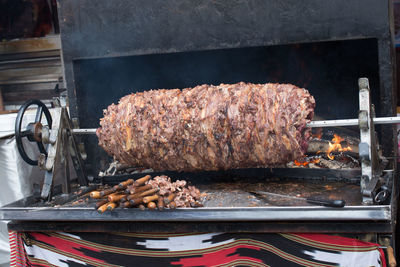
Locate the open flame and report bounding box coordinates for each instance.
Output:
[294,158,320,167]
[326,134,352,160]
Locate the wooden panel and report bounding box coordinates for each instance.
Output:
[0,82,63,92]
[0,57,61,70]
[3,89,58,103]
[0,35,62,107]
[0,50,60,61]
[0,66,62,85]
[0,36,60,55]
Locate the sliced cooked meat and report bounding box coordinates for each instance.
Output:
[97,82,315,171]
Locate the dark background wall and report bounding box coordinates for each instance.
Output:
[74,39,380,129]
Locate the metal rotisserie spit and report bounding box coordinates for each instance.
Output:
[0,0,398,256]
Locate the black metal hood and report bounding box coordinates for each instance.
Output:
[57,0,396,175]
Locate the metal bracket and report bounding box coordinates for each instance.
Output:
[358,78,382,204]
[40,106,88,199]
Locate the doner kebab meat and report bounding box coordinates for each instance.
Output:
[97,82,315,171]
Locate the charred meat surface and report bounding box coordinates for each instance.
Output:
[97,82,315,171]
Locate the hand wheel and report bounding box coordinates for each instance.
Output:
[374,185,390,204]
[15,99,53,165]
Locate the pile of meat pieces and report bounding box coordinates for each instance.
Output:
[90,175,203,213]
[147,175,202,208]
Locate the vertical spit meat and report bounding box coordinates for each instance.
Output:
[97,82,315,171]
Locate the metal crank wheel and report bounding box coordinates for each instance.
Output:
[15,99,53,165]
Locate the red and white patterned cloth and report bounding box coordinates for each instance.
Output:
[9,231,386,267]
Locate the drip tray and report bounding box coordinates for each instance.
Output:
[200,180,361,207]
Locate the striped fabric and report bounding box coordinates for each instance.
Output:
[9,231,385,267]
[9,231,30,267]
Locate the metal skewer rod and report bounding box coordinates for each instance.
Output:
[71,128,97,134]
[70,116,400,135]
[307,119,359,128]
[307,116,400,128]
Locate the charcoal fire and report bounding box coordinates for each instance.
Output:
[97,82,315,171]
[289,133,359,169]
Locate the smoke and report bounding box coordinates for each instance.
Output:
[73,38,380,129]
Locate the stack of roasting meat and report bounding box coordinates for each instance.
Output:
[90,175,203,213]
[97,82,315,171]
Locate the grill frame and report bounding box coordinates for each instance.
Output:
[1,0,397,234]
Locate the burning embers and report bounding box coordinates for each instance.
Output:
[290,132,359,169]
[294,158,320,167]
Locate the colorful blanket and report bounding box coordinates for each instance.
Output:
[9,231,385,267]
